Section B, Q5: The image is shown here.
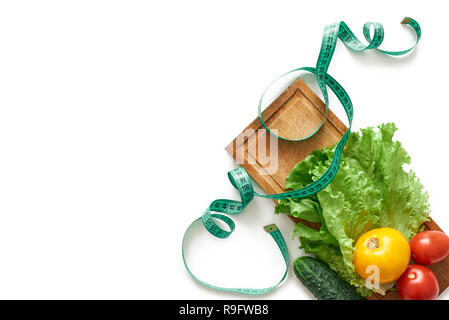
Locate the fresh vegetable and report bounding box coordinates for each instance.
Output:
[410,230,449,265]
[397,265,439,300]
[275,123,430,296]
[293,256,365,300]
[354,228,410,284]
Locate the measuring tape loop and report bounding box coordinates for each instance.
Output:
[183,17,421,295]
[182,167,289,294]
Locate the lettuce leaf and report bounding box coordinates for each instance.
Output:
[276,123,430,296]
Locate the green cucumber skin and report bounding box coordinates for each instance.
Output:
[294,256,365,300]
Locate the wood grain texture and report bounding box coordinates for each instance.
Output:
[226,78,449,300]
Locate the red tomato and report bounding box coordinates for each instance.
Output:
[397,265,439,300]
[410,230,449,265]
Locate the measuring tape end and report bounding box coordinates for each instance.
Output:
[401,17,412,24]
[264,224,278,233]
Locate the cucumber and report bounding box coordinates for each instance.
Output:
[293,256,365,300]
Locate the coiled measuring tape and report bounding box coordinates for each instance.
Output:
[182,17,421,295]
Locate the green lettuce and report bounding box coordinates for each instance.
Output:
[275,123,430,296]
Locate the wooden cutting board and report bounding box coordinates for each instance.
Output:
[226,78,449,300]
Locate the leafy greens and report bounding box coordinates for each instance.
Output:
[275,123,430,296]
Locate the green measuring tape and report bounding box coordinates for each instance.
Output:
[182,17,421,295]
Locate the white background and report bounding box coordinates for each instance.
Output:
[0,0,448,299]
